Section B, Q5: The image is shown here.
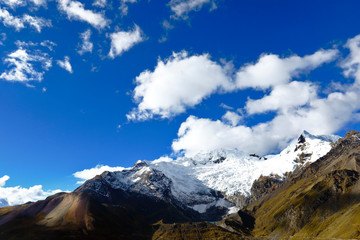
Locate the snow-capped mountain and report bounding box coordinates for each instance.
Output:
[1,131,358,239]
[79,131,339,218]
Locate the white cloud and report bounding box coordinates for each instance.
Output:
[29,0,47,7]
[0,0,26,8]
[172,116,254,156]
[159,20,175,43]
[22,14,52,32]
[342,34,360,84]
[0,175,9,187]
[92,0,106,8]
[222,111,242,126]
[73,164,125,184]
[169,0,215,19]
[77,29,93,55]
[40,40,56,51]
[0,0,47,8]
[219,103,233,110]
[108,24,144,58]
[235,49,339,90]
[0,47,52,82]
[0,175,62,206]
[246,81,318,115]
[127,51,234,121]
[57,0,109,29]
[15,40,37,47]
[0,8,24,30]
[0,8,52,32]
[162,19,174,30]
[0,32,6,45]
[57,56,73,73]
[119,0,138,15]
[128,48,338,121]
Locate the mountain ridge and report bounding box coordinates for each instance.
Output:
[0,130,350,240]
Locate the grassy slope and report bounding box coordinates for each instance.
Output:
[247,134,360,240]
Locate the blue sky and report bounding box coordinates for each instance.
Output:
[1,0,360,204]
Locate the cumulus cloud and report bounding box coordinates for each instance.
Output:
[0,175,9,187]
[127,51,234,121]
[0,46,52,82]
[246,81,318,115]
[73,164,125,184]
[108,24,144,58]
[0,175,62,206]
[0,7,52,32]
[57,56,73,73]
[57,0,109,29]
[235,49,339,90]
[172,116,254,156]
[169,0,215,19]
[222,111,242,126]
[77,29,93,55]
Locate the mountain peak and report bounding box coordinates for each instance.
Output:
[298,130,340,143]
[344,130,360,140]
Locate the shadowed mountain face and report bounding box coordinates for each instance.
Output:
[0,182,203,239]
[1,131,359,239]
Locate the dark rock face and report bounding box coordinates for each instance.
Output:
[298,134,306,144]
[224,193,249,209]
[152,221,244,240]
[250,175,283,203]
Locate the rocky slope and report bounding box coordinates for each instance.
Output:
[207,130,360,239]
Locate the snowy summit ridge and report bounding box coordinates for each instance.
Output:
[81,131,340,216]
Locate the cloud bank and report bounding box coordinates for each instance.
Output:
[0,175,62,207]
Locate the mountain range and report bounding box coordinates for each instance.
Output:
[1,130,360,239]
